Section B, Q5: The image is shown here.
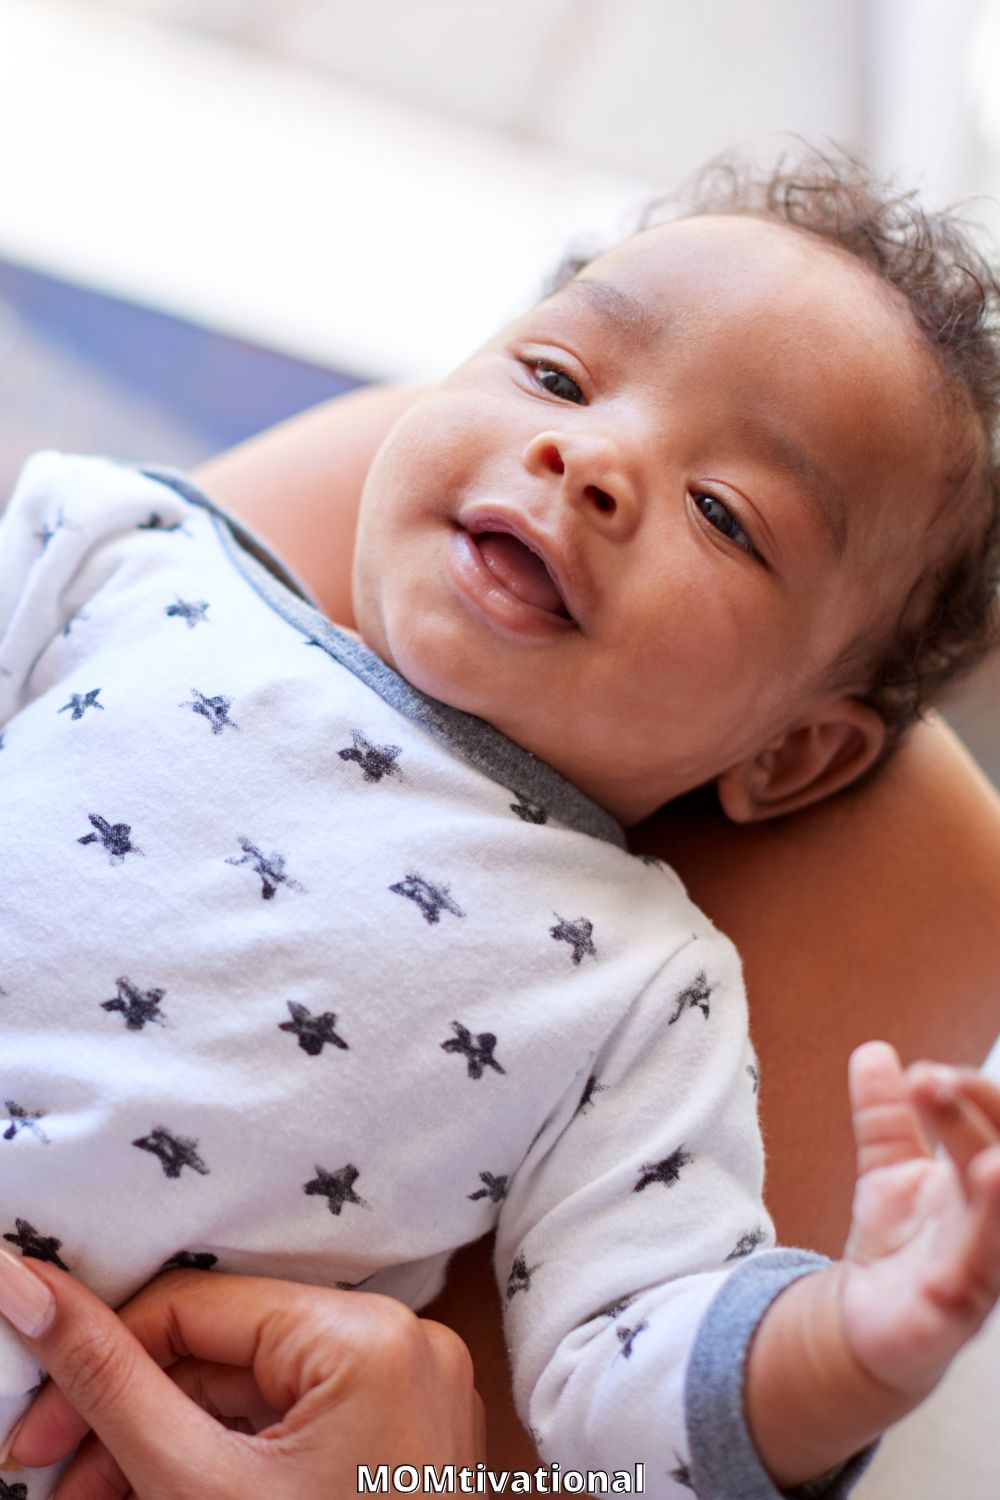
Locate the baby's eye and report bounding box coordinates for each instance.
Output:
[694,492,758,558]
[523,360,585,405]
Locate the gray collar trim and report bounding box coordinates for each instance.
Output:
[141,466,627,850]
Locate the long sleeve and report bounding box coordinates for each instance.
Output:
[0,451,191,725]
[494,929,877,1499]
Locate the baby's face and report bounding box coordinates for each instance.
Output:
[352,215,952,825]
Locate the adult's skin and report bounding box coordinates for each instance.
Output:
[5,1260,484,1498]
[194,381,1000,1467]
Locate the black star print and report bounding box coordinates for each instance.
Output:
[747,1062,759,1093]
[133,1127,209,1180]
[3,1218,68,1270]
[574,1074,607,1116]
[338,730,402,783]
[634,1146,694,1193]
[616,1320,649,1359]
[669,971,713,1025]
[335,1272,376,1290]
[726,1228,767,1261]
[389,872,464,925]
[509,791,547,824]
[138,512,188,533]
[77,813,143,864]
[101,976,167,1031]
[0,1475,28,1499]
[549,915,596,965]
[601,1296,635,1319]
[279,1001,348,1056]
[669,1455,696,1492]
[226,838,305,900]
[180,688,237,735]
[34,507,66,550]
[161,1250,218,1271]
[3,1102,47,1143]
[640,854,667,872]
[505,1252,539,1300]
[468,1171,508,1203]
[165,597,209,628]
[58,688,104,721]
[441,1022,506,1080]
[304,1163,367,1216]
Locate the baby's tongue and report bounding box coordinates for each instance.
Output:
[475,531,564,614]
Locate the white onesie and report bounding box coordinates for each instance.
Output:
[0,453,875,1499]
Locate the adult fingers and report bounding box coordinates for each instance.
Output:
[848,1041,932,1175]
[0,1257,263,1493]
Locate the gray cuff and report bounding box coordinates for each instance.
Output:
[685,1249,880,1500]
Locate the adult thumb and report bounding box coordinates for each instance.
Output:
[0,1251,251,1496]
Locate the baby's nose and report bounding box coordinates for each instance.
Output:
[524,432,639,536]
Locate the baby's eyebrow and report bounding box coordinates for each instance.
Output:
[561,278,665,346]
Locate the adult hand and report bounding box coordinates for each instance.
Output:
[0,1259,485,1499]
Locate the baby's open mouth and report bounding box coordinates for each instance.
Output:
[471,530,573,619]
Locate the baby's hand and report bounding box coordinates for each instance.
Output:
[838,1040,1000,1399]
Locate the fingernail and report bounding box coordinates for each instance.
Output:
[929,1066,957,1105]
[0,1251,54,1338]
[0,1418,23,1471]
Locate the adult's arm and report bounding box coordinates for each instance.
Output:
[194,382,1000,1469]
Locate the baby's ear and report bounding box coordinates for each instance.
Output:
[715,699,886,823]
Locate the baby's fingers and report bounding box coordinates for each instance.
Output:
[907,1064,999,1179]
[926,1140,1000,1321]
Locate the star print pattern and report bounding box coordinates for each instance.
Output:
[338,730,402,783]
[668,972,713,1025]
[0,457,784,1496]
[669,1456,696,1491]
[161,1250,218,1271]
[468,1171,508,1203]
[132,1127,209,1180]
[180,688,237,734]
[58,688,104,720]
[747,1062,759,1093]
[279,1001,348,1056]
[726,1228,767,1260]
[226,838,305,900]
[574,1074,607,1116]
[34,508,66,550]
[165,597,209,628]
[3,1102,48,1143]
[0,1475,28,1500]
[634,1147,694,1193]
[304,1163,366,1216]
[616,1320,648,1359]
[549,915,596,964]
[4,1218,68,1270]
[100,976,167,1031]
[506,1252,538,1300]
[77,813,142,863]
[390,872,464,925]
[138,513,188,533]
[509,791,547,824]
[441,1022,506,1079]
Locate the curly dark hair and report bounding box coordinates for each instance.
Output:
[546,147,1000,780]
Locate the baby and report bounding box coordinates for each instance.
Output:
[2,151,1000,1500]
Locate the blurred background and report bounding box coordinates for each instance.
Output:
[0,0,998,776]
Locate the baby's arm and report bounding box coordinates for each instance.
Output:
[745,1044,1000,1488]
